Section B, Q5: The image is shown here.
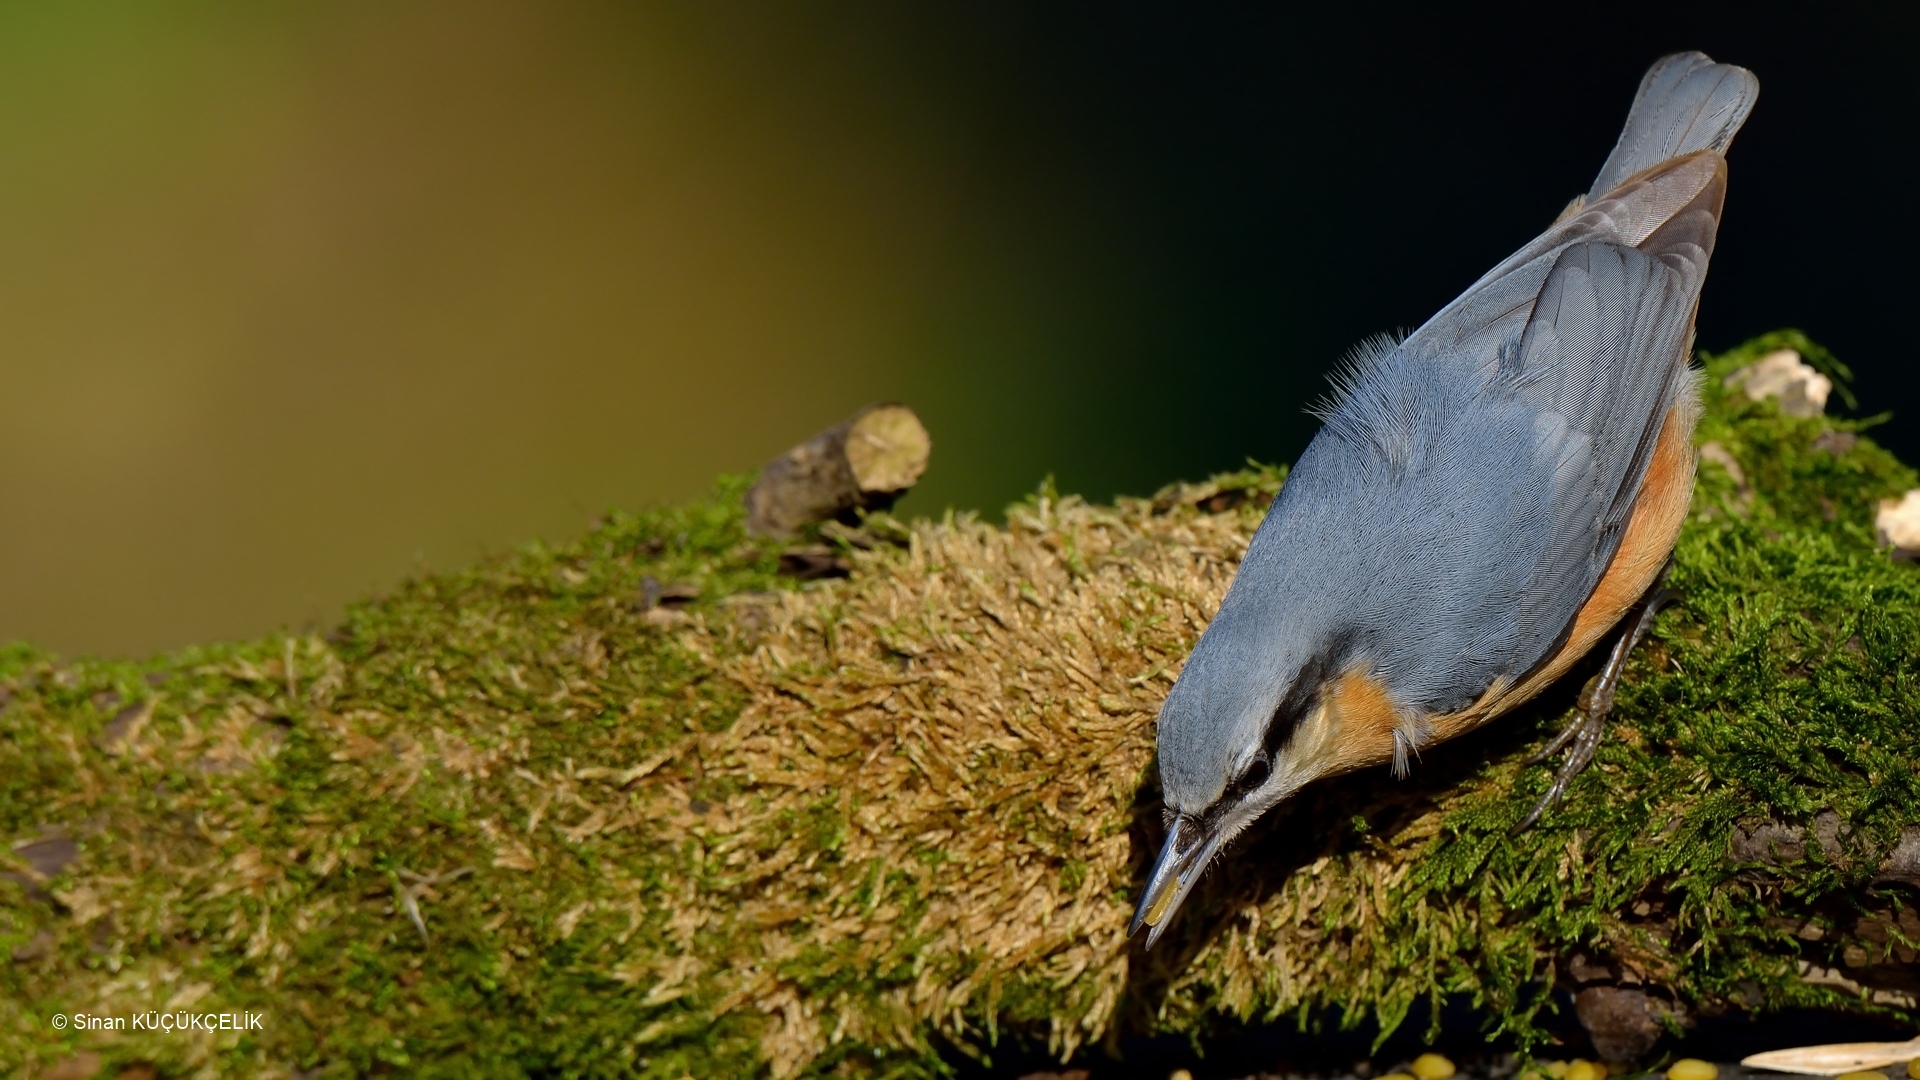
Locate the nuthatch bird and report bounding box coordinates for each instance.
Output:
[1132,53,1757,946]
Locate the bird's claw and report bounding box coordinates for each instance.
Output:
[1512,582,1680,833]
[1511,700,1608,832]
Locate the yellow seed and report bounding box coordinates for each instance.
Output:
[1412,1053,1457,1080]
[1667,1059,1719,1080]
[1566,1059,1604,1080]
[1169,1071,1195,1080]
[1143,885,1178,927]
[1908,1060,1920,1080]
[1543,1063,1569,1080]
[1836,1072,1885,1080]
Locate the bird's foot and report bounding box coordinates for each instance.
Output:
[1511,581,1681,833]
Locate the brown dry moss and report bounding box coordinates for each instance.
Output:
[3,333,1919,1078]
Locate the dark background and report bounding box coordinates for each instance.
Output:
[878,1,1920,494]
[0,2,1913,655]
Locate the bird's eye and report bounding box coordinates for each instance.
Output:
[1240,751,1271,790]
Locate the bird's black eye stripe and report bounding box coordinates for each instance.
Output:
[1261,701,1296,760]
[1259,671,1321,761]
[1239,648,1339,797]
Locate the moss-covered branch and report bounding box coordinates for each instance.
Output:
[3,334,1918,1078]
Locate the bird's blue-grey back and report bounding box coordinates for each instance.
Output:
[1156,54,1756,812]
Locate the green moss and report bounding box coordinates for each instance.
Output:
[1,480,798,1077]
[3,338,1918,1077]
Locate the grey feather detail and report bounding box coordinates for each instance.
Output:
[1310,332,1405,425]
[1309,332,1414,481]
[1588,52,1757,199]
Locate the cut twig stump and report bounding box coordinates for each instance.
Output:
[745,403,931,537]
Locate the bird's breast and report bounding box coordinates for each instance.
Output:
[1285,665,1410,779]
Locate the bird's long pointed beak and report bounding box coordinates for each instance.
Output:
[1128,814,1220,949]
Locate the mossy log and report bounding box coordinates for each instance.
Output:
[3,334,1919,1079]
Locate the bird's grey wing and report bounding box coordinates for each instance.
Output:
[1417,150,1729,371]
[1495,150,1726,664]
[1391,149,1727,691]
[1493,238,1697,664]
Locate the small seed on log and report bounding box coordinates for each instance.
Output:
[1666,1060,1717,1080]
[1564,1060,1605,1080]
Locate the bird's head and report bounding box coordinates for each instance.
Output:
[1129,576,1414,947]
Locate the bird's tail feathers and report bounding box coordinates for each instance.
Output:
[1587,51,1758,200]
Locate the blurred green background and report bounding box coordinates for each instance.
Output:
[0,2,1913,655]
[0,2,1147,655]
